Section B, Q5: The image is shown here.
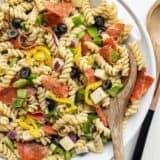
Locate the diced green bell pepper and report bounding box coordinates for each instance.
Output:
[64,151,72,160]
[50,143,57,152]
[75,87,85,103]
[12,98,24,108]
[13,79,29,88]
[28,73,38,80]
[84,133,93,140]
[111,50,119,63]
[35,14,45,26]
[88,113,98,121]
[55,146,64,155]
[17,89,27,99]
[102,136,108,144]
[77,31,85,40]
[87,26,102,45]
[106,82,123,97]
[72,15,85,26]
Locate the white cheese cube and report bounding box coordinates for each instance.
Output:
[94,69,107,80]
[75,146,88,155]
[59,136,75,151]
[90,87,107,104]
[86,141,96,152]
[22,131,34,141]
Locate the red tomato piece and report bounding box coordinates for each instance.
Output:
[44,1,73,17]
[17,143,48,160]
[42,124,58,135]
[130,68,154,101]
[96,106,108,127]
[107,23,125,40]
[44,12,63,27]
[103,37,116,49]
[0,87,17,105]
[81,33,92,55]
[84,68,96,84]
[28,111,45,121]
[25,86,36,97]
[42,76,69,98]
[99,45,113,64]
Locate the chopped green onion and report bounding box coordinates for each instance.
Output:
[13,79,29,88]
[17,89,27,99]
[75,87,85,103]
[106,82,123,97]
[72,15,85,26]
[12,98,24,108]
[111,50,119,63]
[64,151,72,160]
[4,137,14,151]
[35,14,45,26]
[9,58,18,67]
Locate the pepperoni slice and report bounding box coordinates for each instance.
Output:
[0,87,17,105]
[96,106,108,127]
[25,86,37,97]
[44,12,63,27]
[44,1,73,17]
[103,37,116,49]
[42,124,57,135]
[28,111,45,121]
[42,76,69,98]
[107,23,125,40]
[84,68,96,84]
[17,143,48,160]
[99,45,113,64]
[81,33,92,55]
[130,68,154,101]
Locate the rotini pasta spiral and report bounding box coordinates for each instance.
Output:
[82,0,94,25]
[129,41,145,71]
[0,142,17,160]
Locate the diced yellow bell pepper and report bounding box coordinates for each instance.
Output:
[85,81,103,106]
[29,128,41,138]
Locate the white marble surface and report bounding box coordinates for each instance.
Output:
[124,0,160,160]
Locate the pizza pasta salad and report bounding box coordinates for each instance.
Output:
[0,0,154,160]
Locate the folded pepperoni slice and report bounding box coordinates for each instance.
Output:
[107,23,125,40]
[42,124,58,135]
[84,68,96,84]
[130,68,154,101]
[0,87,17,105]
[17,143,48,160]
[42,76,69,98]
[44,12,63,27]
[44,1,73,17]
[99,45,113,64]
[81,33,92,55]
[28,111,45,121]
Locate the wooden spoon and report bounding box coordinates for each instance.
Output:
[104,51,137,160]
[132,1,160,159]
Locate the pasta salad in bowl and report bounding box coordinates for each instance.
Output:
[0,0,155,160]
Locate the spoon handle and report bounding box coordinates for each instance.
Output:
[131,109,154,160]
